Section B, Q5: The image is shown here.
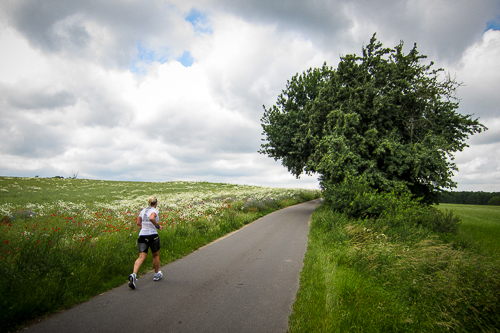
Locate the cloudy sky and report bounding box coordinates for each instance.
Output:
[0,0,499,191]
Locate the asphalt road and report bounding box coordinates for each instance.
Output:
[24,199,321,333]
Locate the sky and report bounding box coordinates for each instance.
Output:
[0,0,499,191]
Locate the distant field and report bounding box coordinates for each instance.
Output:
[438,203,500,257]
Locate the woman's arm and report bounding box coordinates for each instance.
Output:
[149,212,163,230]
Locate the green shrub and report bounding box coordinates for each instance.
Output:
[322,176,461,235]
[321,175,374,217]
[421,208,461,234]
[322,176,414,218]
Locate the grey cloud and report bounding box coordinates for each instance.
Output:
[378,1,495,63]
[214,0,352,34]
[465,119,500,146]
[1,0,77,52]
[0,118,66,157]
[151,124,260,164]
[473,132,500,146]
[459,98,500,124]
[196,0,355,56]
[356,0,500,63]
[8,89,77,110]
[74,90,135,128]
[0,0,497,190]
[0,83,132,129]
[136,101,260,156]
[1,0,193,68]
[3,0,499,69]
[52,17,92,51]
[201,0,499,64]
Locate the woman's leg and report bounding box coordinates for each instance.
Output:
[133,252,147,274]
[152,251,160,273]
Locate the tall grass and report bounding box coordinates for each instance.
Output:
[289,203,500,332]
[0,177,321,332]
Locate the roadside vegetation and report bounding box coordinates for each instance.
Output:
[289,190,500,332]
[0,176,320,332]
[258,33,497,332]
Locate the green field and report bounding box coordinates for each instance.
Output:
[0,176,320,332]
[289,202,500,332]
[3,177,499,332]
[438,203,500,257]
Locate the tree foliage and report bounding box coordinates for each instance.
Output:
[489,196,500,206]
[260,34,487,204]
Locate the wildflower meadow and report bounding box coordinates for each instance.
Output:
[0,176,320,331]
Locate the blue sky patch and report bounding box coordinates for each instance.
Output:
[136,44,168,64]
[178,51,194,67]
[130,44,169,75]
[486,18,500,31]
[186,8,212,35]
[129,59,147,76]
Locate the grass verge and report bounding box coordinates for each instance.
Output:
[289,204,500,332]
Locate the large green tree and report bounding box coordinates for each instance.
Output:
[260,34,486,204]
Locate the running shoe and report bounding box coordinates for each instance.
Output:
[153,271,163,281]
[128,273,137,289]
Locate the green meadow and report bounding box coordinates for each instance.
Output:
[289,200,500,332]
[0,176,320,332]
[439,203,500,257]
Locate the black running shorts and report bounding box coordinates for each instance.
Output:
[137,234,160,253]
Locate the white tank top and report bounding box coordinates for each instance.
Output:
[138,206,159,236]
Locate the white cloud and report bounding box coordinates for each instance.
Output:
[0,9,325,188]
[448,29,500,191]
[0,0,498,192]
[0,0,195,68]
[453,29,500,120]
[0,27,49,83]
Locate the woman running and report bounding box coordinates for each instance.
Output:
[129,196,163,289]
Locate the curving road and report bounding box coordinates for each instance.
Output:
[25,199,321,333]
